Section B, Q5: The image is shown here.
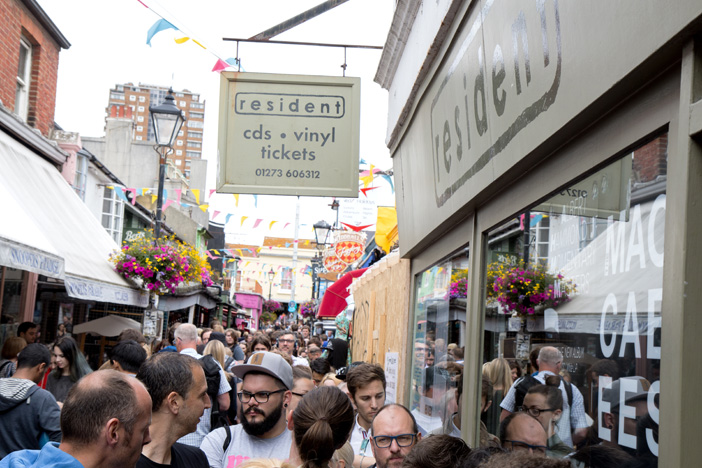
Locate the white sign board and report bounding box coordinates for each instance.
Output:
[384,352,399,404]
[217,72,361,197]
[339,198,378,230]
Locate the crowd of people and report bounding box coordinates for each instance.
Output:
[0,320,656,468]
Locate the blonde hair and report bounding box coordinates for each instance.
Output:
[331,441,354,468]
[485,357,513,392]
[204,340,227,369]
[320,373,342,387]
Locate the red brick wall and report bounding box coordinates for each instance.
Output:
[633,134,668,184]
[0,0,62,137]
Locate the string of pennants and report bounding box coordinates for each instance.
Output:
[138,0,242,73]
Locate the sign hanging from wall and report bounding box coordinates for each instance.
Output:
[217,72,361,197]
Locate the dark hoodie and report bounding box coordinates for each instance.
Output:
[0,378,61,458]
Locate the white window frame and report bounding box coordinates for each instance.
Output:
[102,187,124,243]
[129,95,136,101]
[280,267,293,291]
[15,37,32,121]
[139,96,146,102]
[73,153,88,201]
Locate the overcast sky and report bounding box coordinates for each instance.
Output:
[39,0,395,243]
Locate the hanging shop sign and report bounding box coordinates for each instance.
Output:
[338,198,378,231]
[333,231,366,264]
[323,247,347,273]
[217,72,361,197]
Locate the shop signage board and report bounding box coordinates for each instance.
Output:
[217,72,361,197]
[384,352,399,404]
[338,198,378,230]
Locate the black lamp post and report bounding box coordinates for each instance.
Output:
[312,220,333,299]
[149,88,186,239]
[268,268,275,301]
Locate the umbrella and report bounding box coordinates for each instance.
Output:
[317,268,368,318]
[72,315,141,337]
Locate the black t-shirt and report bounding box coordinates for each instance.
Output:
[136,442,209,468]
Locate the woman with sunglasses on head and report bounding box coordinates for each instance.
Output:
[521,375,573,458]
[288,386,354,468]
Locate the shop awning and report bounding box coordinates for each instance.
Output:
[158,291,218,311]
[0,130,148,307]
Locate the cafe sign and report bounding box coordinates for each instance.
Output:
[333,231,366,264]
[217,72,361,197]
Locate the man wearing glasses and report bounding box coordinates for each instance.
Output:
[200,352,293,468]
[369,404,421,468]
[277,332,308,367]
[499,412,549,457]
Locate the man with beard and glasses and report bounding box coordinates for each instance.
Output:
[200,352,293,468]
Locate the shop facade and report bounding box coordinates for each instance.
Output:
[377,0,702,464]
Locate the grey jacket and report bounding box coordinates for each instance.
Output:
[0,378,62,458]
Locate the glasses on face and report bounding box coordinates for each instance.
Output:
[504,440,548,455]
[292,391,307,398]
[237,389,286,404]
[519,405,557,417]
[372,433,417,448]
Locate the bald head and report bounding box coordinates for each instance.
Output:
[500,412,548,456]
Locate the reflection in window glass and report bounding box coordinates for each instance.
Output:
[409,249,468,438]
[481,135,665,461]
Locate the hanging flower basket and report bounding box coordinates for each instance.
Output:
[263,300,283,314]
[300,300,317,318]
[487,261,575,316]
[109,232,213,295]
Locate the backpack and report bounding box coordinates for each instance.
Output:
[513,374,573,410]
[199,355,229,431]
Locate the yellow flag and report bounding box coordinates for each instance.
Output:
[191,189,200,204]
[360,165,375,188]
[241,216,248,227]
[174,37,190,44]
[233,194,240,206]
[213,250,220,255]
[192,39,206,49]
[151,195,157,205]
[269,221,277,230]
[199,204,208,212]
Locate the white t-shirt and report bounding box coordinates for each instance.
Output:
[200,425,292,468]
[349,414,372,456]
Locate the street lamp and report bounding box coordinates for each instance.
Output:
[268,268,275,301]
[313,220,332,248]
[149,88,186,239]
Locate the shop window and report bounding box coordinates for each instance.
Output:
[102,187,125,243]
[15,37,32,121]
[480,135,666,460]
[408,248,469,437]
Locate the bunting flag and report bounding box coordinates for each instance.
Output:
[360,164,375,188]
[192,39,206,49]
[151,195,157,205]
[162,200,175,211]
[252,219,263,229]
[360,186,379,197]
[212,58,229,73]
[225,58,243,71]
[360,158,367,165]
[240,216,248,227]
[226,214,233,224]
[141,188,148,196]
[174,189,182,203]
[199,204,209,212]
[209,189,217,199]
[253,195,258,208]
[205,251,215,259]
[269,221,277,230]
[284,223,290,230]
[115,187,130,204]
[127,188,137,205]
[213,210,220,219]
[380,174,394,193]
[191,189,200,204]
[236,249,243,256]
[146,18,178,46]
[233,194,239,207]
[174,37,190,44]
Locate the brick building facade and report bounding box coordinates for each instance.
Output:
[0,0,69,137]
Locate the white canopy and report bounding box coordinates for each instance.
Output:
[72,315,141,336]
[0,130,147,307]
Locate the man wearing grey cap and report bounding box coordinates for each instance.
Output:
[200,352,293,468]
